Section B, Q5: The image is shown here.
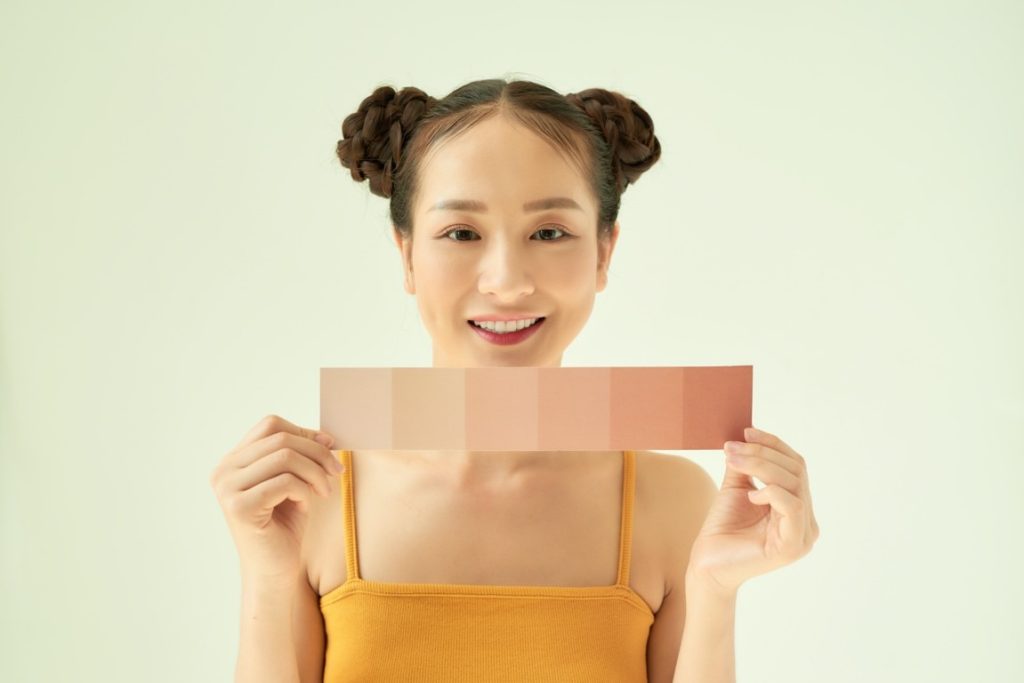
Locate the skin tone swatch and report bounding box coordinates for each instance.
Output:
[320,366,752,451]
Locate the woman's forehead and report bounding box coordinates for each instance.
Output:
[413,119,594,216]
[416,161,591,216]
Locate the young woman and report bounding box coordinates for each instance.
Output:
[210,78,820,683]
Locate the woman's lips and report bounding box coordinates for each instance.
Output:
[467,317,546,346]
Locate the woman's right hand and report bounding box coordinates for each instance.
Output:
[209,414,345,585]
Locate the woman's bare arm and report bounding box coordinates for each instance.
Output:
[235,576,302,683]
[672,575,737,683]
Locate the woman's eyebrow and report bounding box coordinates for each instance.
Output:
[428,197,584,213]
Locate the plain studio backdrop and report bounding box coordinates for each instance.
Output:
[1,1,1021,681]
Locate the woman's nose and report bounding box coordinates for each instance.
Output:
[476,248,535,297]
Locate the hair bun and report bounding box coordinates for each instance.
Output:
[336,85,437,198]
[566,88,662,193]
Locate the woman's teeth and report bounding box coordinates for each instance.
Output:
[470,317,542,333]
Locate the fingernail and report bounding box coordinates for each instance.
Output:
[724,441,744,454]
[315,432,335,448]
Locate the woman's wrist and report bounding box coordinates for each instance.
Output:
[684,569,740,603]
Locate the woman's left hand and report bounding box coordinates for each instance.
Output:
[686,426,820,596]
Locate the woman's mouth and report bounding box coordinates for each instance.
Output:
[467,317,546,346]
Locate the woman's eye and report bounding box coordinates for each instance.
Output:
[441,226,571,242]
[443,227,479,241]
[534,227,568,241]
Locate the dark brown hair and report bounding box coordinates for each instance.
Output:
[335,77,662,242]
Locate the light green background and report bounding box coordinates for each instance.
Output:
[1,1,1021,681]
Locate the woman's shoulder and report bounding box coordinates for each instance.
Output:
[635,449,718,515]
[634,450,719,584]
[635,449,716,487]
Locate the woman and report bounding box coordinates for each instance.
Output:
[210,78,819,683]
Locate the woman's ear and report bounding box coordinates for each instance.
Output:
[392,225,415,294]
[596,220,621,293]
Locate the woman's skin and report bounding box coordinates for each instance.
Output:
[390,112,619,482]
[304,111,819,683]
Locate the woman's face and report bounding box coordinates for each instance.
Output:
[393,114,620,368]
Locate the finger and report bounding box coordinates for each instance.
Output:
[725,441,802,477]
[747,484,809,556]
[744,426,804,465]
[745,427,819,541]
[725,451,802,494]
[742,427,812,502]
[237,471,319,527]
[238,430,342,480]
[234,414,331,453]
[232,447,334,498]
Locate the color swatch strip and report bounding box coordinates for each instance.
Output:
[320,366,752,451]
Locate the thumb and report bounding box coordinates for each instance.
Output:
[721,457,755,491]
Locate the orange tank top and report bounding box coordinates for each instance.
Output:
[319,449,655,682]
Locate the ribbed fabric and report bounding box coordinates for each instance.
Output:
[319,449,655,682]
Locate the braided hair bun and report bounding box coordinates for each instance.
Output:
[335,85,437,199]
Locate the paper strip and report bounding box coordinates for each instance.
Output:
[320,366,752,451]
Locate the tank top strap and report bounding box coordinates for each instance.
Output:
[339,450,361,581]
[615,450,637,587]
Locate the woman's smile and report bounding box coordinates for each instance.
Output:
[467,316,547,346]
